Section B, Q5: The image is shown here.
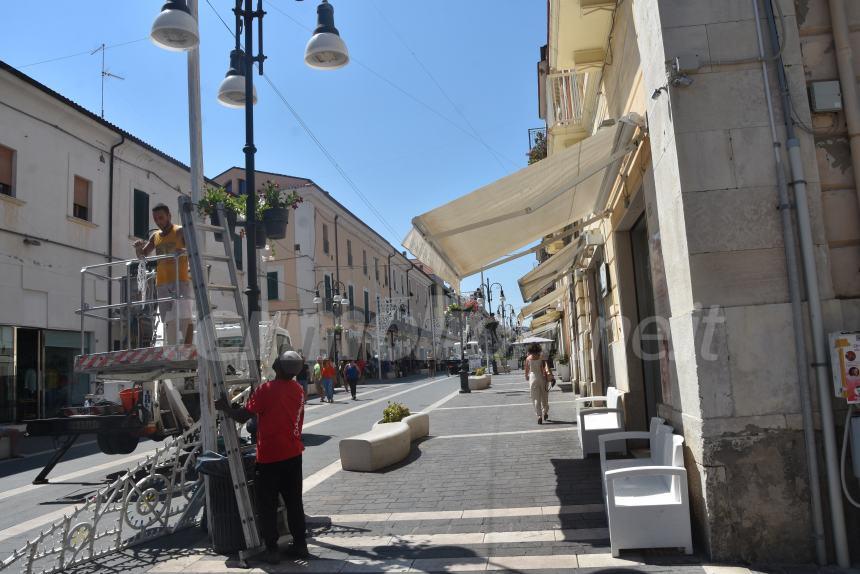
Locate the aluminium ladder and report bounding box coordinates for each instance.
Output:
[178,195,263,557]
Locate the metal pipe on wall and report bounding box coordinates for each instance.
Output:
[751,0,826,564]
[828,0,860,215]
[760,0,850,566]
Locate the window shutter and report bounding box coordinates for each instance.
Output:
[267,272,278,300]
[133,190,150,238]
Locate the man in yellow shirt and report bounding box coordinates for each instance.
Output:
[133,203,193,345]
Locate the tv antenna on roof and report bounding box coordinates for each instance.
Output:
[90,43,125,118]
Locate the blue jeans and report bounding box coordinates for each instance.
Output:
[322,378,334,401]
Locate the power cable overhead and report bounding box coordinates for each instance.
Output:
[264,0,520,170]
[369,0,512,173]
[204,0,403,240]
[19,37,149,68]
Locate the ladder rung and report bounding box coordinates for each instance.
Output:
[203,254,232,263]
[196,223,226,234]
[208,284,238,292]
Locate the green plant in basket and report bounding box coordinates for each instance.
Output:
[382,401,411,423]
[198,186,244,217]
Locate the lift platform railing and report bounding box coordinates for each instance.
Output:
[77,252,189,355]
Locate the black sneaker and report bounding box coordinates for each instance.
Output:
[285,542,310,559]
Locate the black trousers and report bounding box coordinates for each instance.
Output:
[255,456,306,550]
[348,379,357,398]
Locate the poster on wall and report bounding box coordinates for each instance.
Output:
[829,332,860,404]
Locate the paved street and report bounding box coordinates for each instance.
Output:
[0,372,803,574]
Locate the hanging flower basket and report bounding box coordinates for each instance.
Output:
[257,180,303,240]
[199,186,243,243]
[254,224,267,249]
[262,207,288,239]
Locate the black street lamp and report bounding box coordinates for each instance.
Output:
[477,280,505,375]
[151,0,348,359]
[314,279,350,366]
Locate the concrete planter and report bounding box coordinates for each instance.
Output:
[340,421,411,472]
[0,436,10,459]
[373,412,430,441]
[468,374,491,390]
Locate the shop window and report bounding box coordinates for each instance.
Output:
[0,144,15,197]
[133,189,150,239]
[73,176,92,221]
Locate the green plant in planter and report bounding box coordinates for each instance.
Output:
[382,401,411,423]
[474,367,486,376]
[198,186,244,217]
[557,355,570,365]
[258,180,304,240]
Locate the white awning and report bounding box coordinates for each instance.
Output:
[529,321,559,340]
[403,114,643,290]
[518,229,603,300]
[519,289,562,320]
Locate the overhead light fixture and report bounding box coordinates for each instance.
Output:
[651,86,668,100]
[312,290,321,304]
[151,0,199,52]
[218,49,257,108]
[305,0,349,70]
[671,74,694,88]
[341,296,350,305]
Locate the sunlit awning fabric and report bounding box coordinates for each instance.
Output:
[518,235,587,301]
[529,321,559,340]
[531,310,562,330]
[519,289,562,321]
[403,114,643,290]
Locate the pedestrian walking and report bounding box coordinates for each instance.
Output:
[344,360,360,400]
[214,351,309,564]
[321,359,336,403]
[339,360,351,394]
[524,343,554,424]
[312,358,324,403]
[296,359,310,399]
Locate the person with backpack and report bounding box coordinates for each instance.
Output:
[344,360,360,400]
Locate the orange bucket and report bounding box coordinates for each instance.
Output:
[119,388,141,413]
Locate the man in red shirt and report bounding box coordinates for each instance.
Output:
[215,351,308,564]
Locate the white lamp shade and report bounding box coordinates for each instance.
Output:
[341,296,350,305]
[313,296,322,304]
[151,7,199,51]
[217,74,257,108]
[304,32,349,70]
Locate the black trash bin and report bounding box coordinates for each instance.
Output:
[196,451,257,554]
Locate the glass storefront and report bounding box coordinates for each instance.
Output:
[0,326,90,423]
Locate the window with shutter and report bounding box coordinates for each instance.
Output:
[267,271,279,300]
[133,189,150,239]
[364,290,370,324]
[348,285,355,312]
[363,250,368,276]
[73,176,91,221]
[323,224,330,254]
[0,144,14,197]
[324,275,332,311]
[347,240,353,266]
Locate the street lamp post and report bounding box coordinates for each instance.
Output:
[477,279,505,375]
[313,279,350,366]
[152,0,349,343]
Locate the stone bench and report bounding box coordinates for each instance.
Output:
[372,412,430,441]
[467,374,491,390]
[603,432,692,557]
[340,421,411,472]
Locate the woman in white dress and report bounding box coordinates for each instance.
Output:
[524,343,554,424]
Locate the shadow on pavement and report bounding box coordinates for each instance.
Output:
[301,433,331,447]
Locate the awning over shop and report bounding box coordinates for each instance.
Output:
[403,114,643,290]
[529,321,559,340]
[531,310,562,331]
[519,289,562,321]
[519,235,584,301]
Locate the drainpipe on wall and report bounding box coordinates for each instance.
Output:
[107,134,126,349]
[828,0,860,215]
[760,0,851,566]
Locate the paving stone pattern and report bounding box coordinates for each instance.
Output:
[50,373,812,573]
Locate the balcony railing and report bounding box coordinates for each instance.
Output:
[545,68,599,131]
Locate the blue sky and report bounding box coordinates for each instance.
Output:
[1,1,546,314]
